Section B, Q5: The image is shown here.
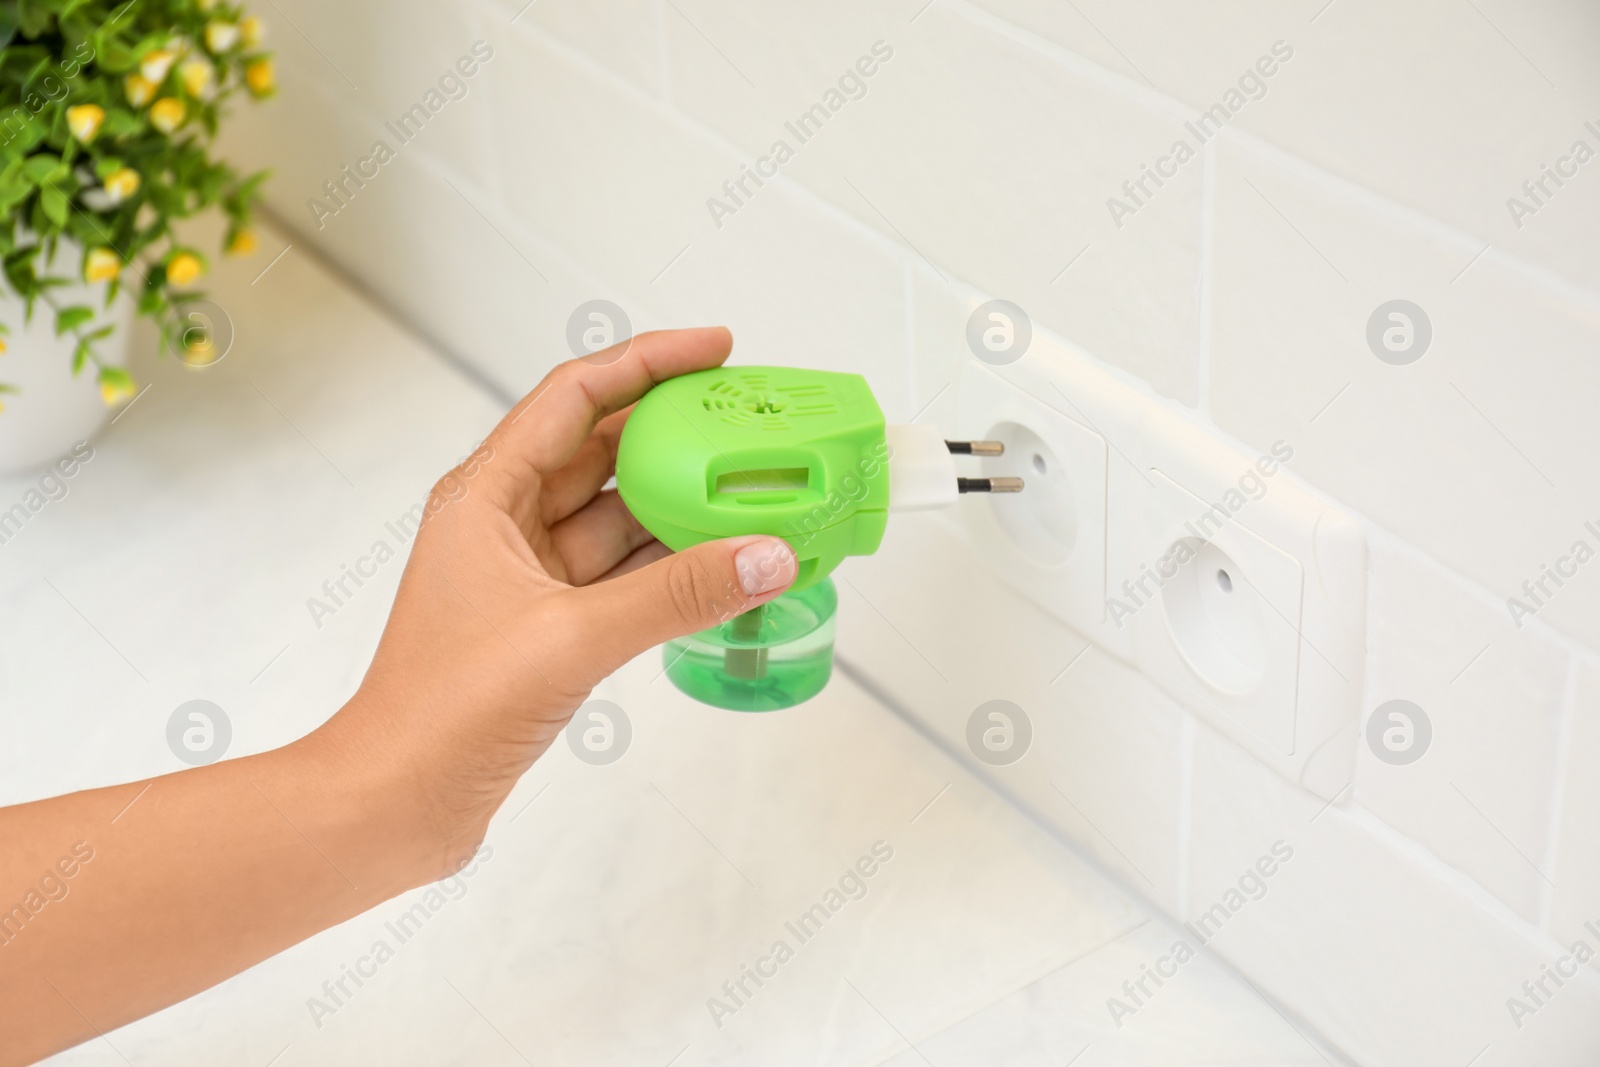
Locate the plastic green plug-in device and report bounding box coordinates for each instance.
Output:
[616,365,1021,711]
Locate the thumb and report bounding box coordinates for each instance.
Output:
[561,535,799,682]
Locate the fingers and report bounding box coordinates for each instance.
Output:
[488,327,732,482]
[550,536,798,688]
[537,407,630,526]
[546,490,657,586]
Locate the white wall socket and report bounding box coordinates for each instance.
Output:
[954,361,1124,659]
[952,342,1366,800]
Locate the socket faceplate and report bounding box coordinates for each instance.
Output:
[953,341,1366,800]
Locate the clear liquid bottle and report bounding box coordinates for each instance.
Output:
[663,579,837,711]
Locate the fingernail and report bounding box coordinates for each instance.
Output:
[735,539,797,597]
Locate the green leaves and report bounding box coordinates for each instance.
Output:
[0,0,275,392]
[52,301,90,334]
[0,3,18,51]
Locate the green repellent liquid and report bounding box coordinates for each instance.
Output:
[664,579,838,711]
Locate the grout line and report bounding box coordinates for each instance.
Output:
[1217,124,1600,314]
[1175,713,1195,918]
[655,0,673,102]
[940,0,1193,121]
[1539,654,1582,931]
[901,260,920,423]
[1194,137,1217,416]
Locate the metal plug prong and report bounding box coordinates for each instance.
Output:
[957,476,1024,493]
[945,440,1005,456]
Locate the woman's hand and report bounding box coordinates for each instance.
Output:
[312,326,799,876]
[0,326,797,1065]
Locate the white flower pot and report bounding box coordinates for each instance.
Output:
[0,279,133,477]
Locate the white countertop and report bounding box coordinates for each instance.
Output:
[0,224,1339,1065]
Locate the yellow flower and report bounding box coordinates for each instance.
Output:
[150,97,186,134]
[124,73,156,107]
[239,15,265,48]
[180,58,215,99]
[100,376,139,407]
[0,338,7,354]
[84,248,121,282]
[102,167,141,205]
[179,332,216,366]
[227,228,258,256]
[244,58,275,97]
[197,0,218,10]
[204,20,239,53]
[166,251,204,287]
[66,104,105,143]
[140,49,177,85]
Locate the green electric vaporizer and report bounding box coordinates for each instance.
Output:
[615,365,1021,711]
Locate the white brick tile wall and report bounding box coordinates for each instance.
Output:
[485,22,915,414]
[487,0,665,97]
[1550,663,1600,949]
[664,3,1206,402]
[974,0,1600,292]
[1361,536,1569,922]
[1208,135,1600,651]
[267,0,496,180]
[225,2,1600,1059]
[1190,723,1600,1067]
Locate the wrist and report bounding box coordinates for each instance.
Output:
[286,700,487,891]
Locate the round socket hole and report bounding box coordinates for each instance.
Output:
[1161,539,1267,695]
[980,421,1076,566]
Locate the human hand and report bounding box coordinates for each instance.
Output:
[312,327,799,877]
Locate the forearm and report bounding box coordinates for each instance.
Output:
[0,722,454,1065]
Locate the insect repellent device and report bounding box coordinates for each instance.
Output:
[615,365,1021,711]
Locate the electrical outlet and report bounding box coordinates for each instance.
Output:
[1128,469,1305,755]
[949,340,1366,800]
[1120,410,1367,799]
[954,361,1113,652]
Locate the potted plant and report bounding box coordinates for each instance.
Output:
[0,0,274,474]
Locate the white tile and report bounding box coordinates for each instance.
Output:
[484,22,914,416]
[908,263,968,428]
[293,145,620,399]
[1208,135,1600,653]
[1190,723,1600,1066]
[265,0,496,179]
[1359,539,1568,921]
[838,511,1187,913]
[214,50,362,223]
[663,3,1206,402]
[1551,663,1600,948]
[882,919,1343,1066]
[483,0,664,96]
[973,0,1600,291]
